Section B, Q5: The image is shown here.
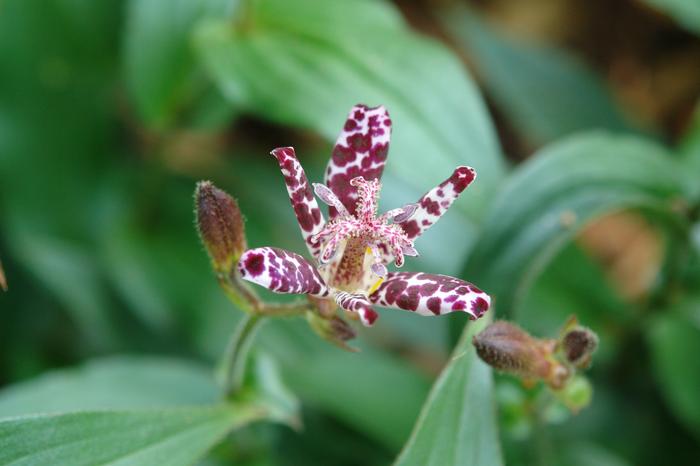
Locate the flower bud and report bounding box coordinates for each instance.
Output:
[195,181,246,274]
[306,311,358,352]
[472,321,552,380]
[561,327,598,369]
[554,375,593,413]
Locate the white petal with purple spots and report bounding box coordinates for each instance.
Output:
[368,272,490,319]
[238,247,330,298]
[334,291,379,327]
[271,147,326,259]
[324,105,392,217]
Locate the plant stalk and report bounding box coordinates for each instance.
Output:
[221,312,265,399]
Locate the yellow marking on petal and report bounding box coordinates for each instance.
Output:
[366,246,372,254]
[369,277,384,295]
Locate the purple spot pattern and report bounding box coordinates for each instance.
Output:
[399,166,476,240]
[271,147,325,259]
[324,105,391,218]
[238,247,330,297]
[237,105,491,331]
[334,291,379,327]
[368,272,490,320]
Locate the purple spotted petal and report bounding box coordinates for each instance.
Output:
[324,104,392,218]
[399,166,476,241]
[368,272,490,320]
[271,147,326,259]
[238,247,330,298]
[334,291,379,327]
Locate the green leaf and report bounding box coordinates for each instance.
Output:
[648,299,700,438]
[641,0,700,35]
[0,356,218,417]
[0,405,261,466]
[442,9,634,144]
[394,315,502,466]
[195,0,504,224]
[463,132,685,316]
[124,0,236,126]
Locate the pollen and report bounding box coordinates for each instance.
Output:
[368,277,384,295]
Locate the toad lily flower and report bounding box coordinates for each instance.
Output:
[238,104,490,327]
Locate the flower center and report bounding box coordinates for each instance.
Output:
[311,177,418,291]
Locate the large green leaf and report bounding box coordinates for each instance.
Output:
[443,9,634,145]
[0,405,260,466]
[124,0,236,126]
[195,0,504,225]
[0,357,218,417]
[463,132,685,317]
[641,0,700,35]
[648,298,700,439]
[394,315,502,466]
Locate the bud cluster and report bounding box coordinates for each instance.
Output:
[473,316,597,410]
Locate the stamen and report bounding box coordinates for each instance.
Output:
[368,245,387,277]
[368,277,385,295]
[313,183,350,216]
[351,176,381,222]
[392,203,419,223]
[371,262,388,277]
[320,233,343,263]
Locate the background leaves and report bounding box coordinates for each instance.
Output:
[0,357,218,417]
[648,296,700,439]
[395,316,502,466]
[641,0,700,35]
[443,9,635,145]
[195,0,505,225]
[1,0,700,464]
[463,132,686,317]
[0,405,260,466]
[124,0,237,127]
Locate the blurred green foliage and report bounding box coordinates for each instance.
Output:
[1,0,699,465]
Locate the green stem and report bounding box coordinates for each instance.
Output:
[532,390,554,466]
[221,312,265,399]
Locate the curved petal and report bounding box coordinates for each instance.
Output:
[334,291,379,327]
[271,147,326,259]
[238,247,330,298]
[368,272,490,320]
[324,104,392,217]
[399,166,476,240]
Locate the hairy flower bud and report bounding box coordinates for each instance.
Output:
[473,321,553,380]
[561,327,598,369]
[195,181,246,274]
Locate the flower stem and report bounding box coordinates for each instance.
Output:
[221,312,265,399]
